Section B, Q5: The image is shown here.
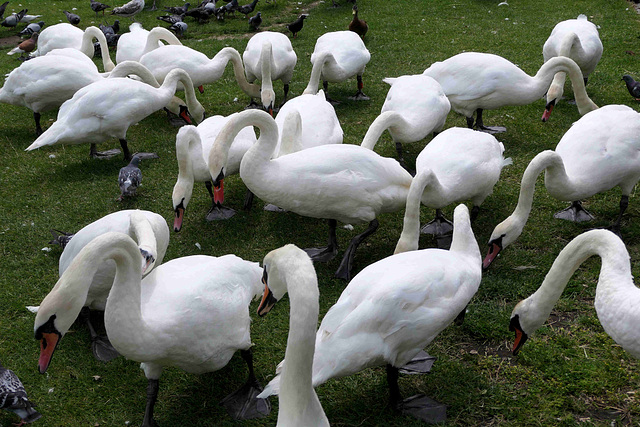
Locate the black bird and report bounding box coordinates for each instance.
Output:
[287,13,307,38]
[0,1,9,20]
[63,10,81,25]
[1,8,26,27]
[118,154,143,200]
[184,6,213,22]
[164,2,190,14]
[90,0,111,18]
[238,0,258,17]
[348,4,367,39]
[19,20,44,36]
[100,19,120,35]
[169,20,187,36]
[623,75,640,100]
[248,11,261,30]
[0,361,42,426]
[157,13,183,24]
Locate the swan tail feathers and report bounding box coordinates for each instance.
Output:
[502,157,513,168]
[257,375,281,398]
[26,123,66,151]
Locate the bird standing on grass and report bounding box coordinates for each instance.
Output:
[19,20,43,36]
[90,0,111,18]
[348,4,367,38]
[287,14,307,38]
[622,75,640,100]
[248,11,261,31]
[0,361,42,426]
[164,2,189,14]
[63,10,81,25]
[111,0,145,20]
[238,0,259,17]
[1,8,26,27]
[118,154,143,200]
[7,32,38,59]
[169,21,187,36]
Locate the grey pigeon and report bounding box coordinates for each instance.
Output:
[157,13,183,24]
[224,0,238,13]
[90,0,111,18]
[169,21,187,36]
[248,11,261,30]
[0,361,42,425]
[164,2,189,14]
[63,10,81,25]
[623,75,640,100]
[0,2,9,20]
[19,20,44,36]
[118,154,142,200]
[238,0,258,17]
[49,229,74,249]
[1,8,26,27]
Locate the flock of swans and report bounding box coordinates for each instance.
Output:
[3,4,640,426]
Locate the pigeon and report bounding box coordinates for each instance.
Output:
[49,229,74,249]
[184,6,213,22]
[0,2,8,20]
[63,10,81,25]
[18,20,44,36]
[19,13,42,23]
[164,2,189,14]
[623,75,640,100]
[248,11,261,30]
[169,21,187,36]
[111,0,145,19]
[118,154,143,200]
[149,0,158,10]
[287,13,307,38]
[157,13,183,24]
[90,0,111,18]
[1,8,26,27]
[223,0,238,14]
[348,4,367,38]
[0,361,42,426]
[238,0,258,17]
[7,32,38,59]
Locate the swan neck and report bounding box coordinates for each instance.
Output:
[536,57,595,113]
[163,69,200,119]
[361,111,402,150]
[394,170,435,254]
[277,111,303,157]
[219,47,260,98]
[449,205,480,258]
[303,52,332,95]
[260,42,273,91]
[82,27,115,71]
[109,61,159,86]
[130,212,157,261]
[173,127,198,208]
[142,27,182,56]
[239,110,279,170]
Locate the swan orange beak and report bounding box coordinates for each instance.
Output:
[213,179,224,204]
[257,268,277,316]
[174,206,184,232]
[483,241,502,270]
[179,108,192,125]
[541,100,555,122]
[509,315,528,356]
[38,332,60,374]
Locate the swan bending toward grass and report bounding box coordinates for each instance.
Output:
[35,24,114,71]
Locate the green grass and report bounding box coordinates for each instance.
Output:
[1,0,640,425]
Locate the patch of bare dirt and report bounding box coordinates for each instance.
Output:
[0,35,20,48]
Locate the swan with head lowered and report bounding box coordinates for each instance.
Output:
[115,23,182,63]
[207,109,413,281]
[34,24,115,70]
[361,74,450,169]
[256,244,329,427]
[26,66,205,161]
[303,30,371,102]
[483,105,640,269]
[259,201,482,423]
[509,229,640,360]
[542,14,602,118]
[422,52,598,133]
[242,31,297,112]
[34,219,271,424]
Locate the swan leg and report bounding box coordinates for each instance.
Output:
[323,80,340,105]
[244,189,255,211]
[34,112,43,136]
[470,205,480,223]
[609,195,629,236]
[395,142,415,175]
[220,349,271,420]
[453,305,468,326]
[387,364,447,423]
[279,84,290,108]
[398,350,437,375]
[475,109,506,134]
[304,219,339,262]
[89,143,122,159]
[205,181,236,220]
[81,308,120,362]
[553,200,594,222]
[348,75,370,101]
[335,219,379,281]
[141,379,160,427]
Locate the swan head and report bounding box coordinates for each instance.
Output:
[187,102,206,125]
[483,215,526,270]
[542,86,561,122]
[509,297,548,356]
[139,247,156,275]
[261,87,276,116]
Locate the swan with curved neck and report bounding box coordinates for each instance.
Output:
[207,109,413,281]
[361,74,450,167]
[483,105,640,269]
[509,229,640,359]
[172,116,257,231]
[543,14,602,112]
[116,24,182,63]
[422,52,598,132]
[26,67,205,161]
[140,45,260,98]
[243,32,297,110]
[34,225,270,424]
[260,204,482,423]
[35,24,115,71]
[256,245,329,427]
[303,30,371,102]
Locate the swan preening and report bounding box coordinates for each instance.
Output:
[256,245,329,427]
[483,105,640,269]
[543,14,603,113]
[422,52,598,132]
[26,67,205,161]
[509,229,640,359]
[207,109,412,281]
[260,205,482,423]
[361,74,450,167]
[35,223,271,424]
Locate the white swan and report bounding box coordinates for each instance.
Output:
[361,74,450,167]
[0,55,185,136]
[256,244,329,427]
[483,105,640,269]
[260,204,482,423]
[115,23,182,63]
[242,31,297,111]
[140,44,261,98]
[422,52,598,132]
[34,24,116,71]
[509,229,640,359]
[303,30,371,102]
[172,115,257,230]
[415,127,510,241]
[34,227,271,424]
[26,67,205,161]
[207,109,413,281]
[543,14,603,115]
